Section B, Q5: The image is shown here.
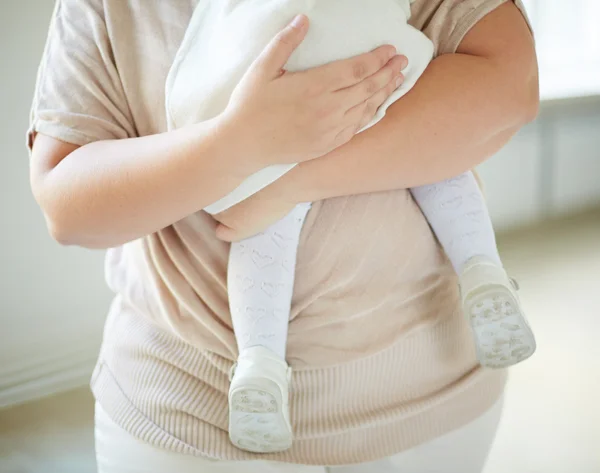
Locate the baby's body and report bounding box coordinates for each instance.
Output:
[166,0,536,454]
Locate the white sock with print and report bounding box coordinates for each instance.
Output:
[228,203,311,360]
[410,171,502,274]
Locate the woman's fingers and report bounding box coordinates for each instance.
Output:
[314,45,398,91]
[344,72,404,133]
[339,54,407,109]
[333,123,362,148]
[250,15,310,81]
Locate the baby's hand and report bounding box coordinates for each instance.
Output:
[213,184,297,242]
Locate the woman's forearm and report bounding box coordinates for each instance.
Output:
[286,54,536,201]
[284,3,539,202]
[31,119,256,249]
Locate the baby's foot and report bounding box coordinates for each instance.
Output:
[459,256,537,369]
[228,346,293,453]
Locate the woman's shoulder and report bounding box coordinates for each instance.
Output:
[409,0,529,56]
[100,0,195,32]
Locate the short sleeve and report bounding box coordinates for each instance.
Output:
[409,0,533,57]
[27,0,136,151]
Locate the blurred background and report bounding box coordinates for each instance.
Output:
[0,1,598,472]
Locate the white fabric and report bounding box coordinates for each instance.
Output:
[95,396,504,472]
[165,0,434,214]
[229,203,311,358]
[410,172,502,274]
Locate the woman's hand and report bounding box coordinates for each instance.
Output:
[221,14,407,167]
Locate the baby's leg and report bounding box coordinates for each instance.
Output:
[411,172,536,368]
[227,202,311,454]
[228,203,311,359]
[410,172,501,274]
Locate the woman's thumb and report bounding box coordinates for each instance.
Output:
[253,15,309,80]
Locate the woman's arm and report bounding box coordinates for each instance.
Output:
[214,2,539,241]
[30,122,246,248]
[30,16,405,249]
[285,2,539,201]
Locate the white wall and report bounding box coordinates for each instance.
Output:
[0,2,112,407]
[478,97,600,231]
[477,122,542,229]
[1,1,599,408]
[551,103,600,214]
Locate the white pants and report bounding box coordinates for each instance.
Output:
[95,397,503,473]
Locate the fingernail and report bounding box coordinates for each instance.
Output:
[396,74,404,88]
[388,47,398,59]
[291,14,306,28]
[399,56,409,70]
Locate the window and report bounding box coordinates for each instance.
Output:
[522,0,600,100]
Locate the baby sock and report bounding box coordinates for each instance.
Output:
[228,203,311,360]
[410,171,502,274]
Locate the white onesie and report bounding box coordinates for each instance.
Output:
[166,0,501,359]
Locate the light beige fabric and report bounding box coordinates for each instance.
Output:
[95,397,504,472]
[28,0,531,465]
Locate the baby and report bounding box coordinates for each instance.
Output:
[166,0,536,454]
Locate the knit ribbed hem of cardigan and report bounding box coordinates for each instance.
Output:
[91,359,507,466]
